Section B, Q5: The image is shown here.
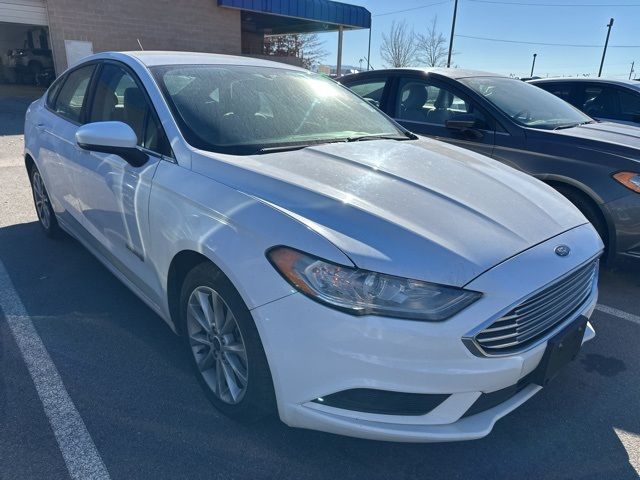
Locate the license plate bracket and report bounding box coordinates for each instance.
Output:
[530,316,588,387]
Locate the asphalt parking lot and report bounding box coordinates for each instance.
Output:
[1,89,639,480]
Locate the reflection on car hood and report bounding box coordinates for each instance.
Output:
[195,138,587,287]
[551,121,640,153]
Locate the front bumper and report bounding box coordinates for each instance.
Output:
[251,224,602,442]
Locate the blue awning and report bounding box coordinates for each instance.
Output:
[218,0,371,30]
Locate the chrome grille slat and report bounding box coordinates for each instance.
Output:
[514,281,594,336]
[514,267,595,317]
[477,279,594,341]
[473,260,598,355]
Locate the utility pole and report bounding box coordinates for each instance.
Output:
[447,0,458,68]
[630,61,635,80]
[598,18,614,78]
[367,26,372,71]
[530,53,537,77]
[337,25,344,77]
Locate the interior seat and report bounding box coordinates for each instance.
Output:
[400,85,428,122]
[426,90,454,125]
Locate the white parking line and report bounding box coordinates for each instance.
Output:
[596,304,640,326]
[0,260,111,480]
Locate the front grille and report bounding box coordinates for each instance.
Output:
[471,260,598,356]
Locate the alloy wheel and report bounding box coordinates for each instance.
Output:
[186,286,249,404]
[32,170,51,230]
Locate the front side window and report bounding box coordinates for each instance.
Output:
[152,65,405,155]
[395,79,490,128]
[347,78,388,107]
[462,76,592,130]
[578,85,619,119]
[89,64,170,155]
[53,65,95,123]
[538,83,574,103]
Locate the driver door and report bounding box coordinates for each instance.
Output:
[392,76,495,157]
[74,61,172,303]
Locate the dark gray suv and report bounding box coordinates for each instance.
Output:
[339,68,640,263]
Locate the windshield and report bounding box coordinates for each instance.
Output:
[461,77,593,130]
[152,65,404,154]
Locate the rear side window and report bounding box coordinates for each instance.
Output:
[53,65,95,123]
[346,78,388,108]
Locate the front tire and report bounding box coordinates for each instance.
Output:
[30,166,61,238]
[180,262,276,422]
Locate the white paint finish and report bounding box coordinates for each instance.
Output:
[24,51,605,442]
[596,304,640,326]
[75,121,138,149]
[0,0,47,26]
[0,260,111,480]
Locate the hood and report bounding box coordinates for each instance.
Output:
[549,121,640,155]
[193,138,587,287]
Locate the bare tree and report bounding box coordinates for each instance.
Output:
[380,21,419,68]
[416,17,448,67]
[264,33,327,69]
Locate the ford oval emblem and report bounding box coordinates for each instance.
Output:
[555,245,571,257]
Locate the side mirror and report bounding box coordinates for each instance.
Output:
[364,98,380,108]
[76,121,147,167]
[445,113,477,130]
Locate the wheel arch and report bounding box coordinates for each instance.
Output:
[166,250,216,335]
[542,176,615,262]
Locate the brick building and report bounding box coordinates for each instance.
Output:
[0,0,370,82]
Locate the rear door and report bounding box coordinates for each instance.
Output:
[74,61,172,302]
[45,63,96,226]
[389,75,496,157]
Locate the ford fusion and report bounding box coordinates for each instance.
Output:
[24,52,603,442]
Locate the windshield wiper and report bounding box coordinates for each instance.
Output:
[553,120,595,131]
[346,133,416,142]
[255,144,312,154]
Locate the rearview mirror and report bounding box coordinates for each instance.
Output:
[445,113,477,130]
[76,121,148,167]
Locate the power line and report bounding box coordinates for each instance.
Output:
[466,0,640,6]
[456,34,640,48]
[373,0,452,17]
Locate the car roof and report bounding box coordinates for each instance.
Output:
[340,67,506,81]
[78,51,308,72]
[529,77,640,90]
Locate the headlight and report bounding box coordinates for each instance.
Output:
[613,172,640,193]
[267,247,481,321]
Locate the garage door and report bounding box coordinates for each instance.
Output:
[0,0,47,26]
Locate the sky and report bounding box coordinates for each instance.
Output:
[315,0,640,79]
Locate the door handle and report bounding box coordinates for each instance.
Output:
[36,123,48,131]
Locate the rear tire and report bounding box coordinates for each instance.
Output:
[180,262,276,422]
[30,166,61,238]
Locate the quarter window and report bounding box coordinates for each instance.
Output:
[53,65,95,123]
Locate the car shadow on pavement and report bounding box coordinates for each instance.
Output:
[0,221,638,480]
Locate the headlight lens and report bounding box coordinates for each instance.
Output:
[613,172,640,193]
[268,247,481,321]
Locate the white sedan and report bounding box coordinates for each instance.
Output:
[24,51,603,442]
